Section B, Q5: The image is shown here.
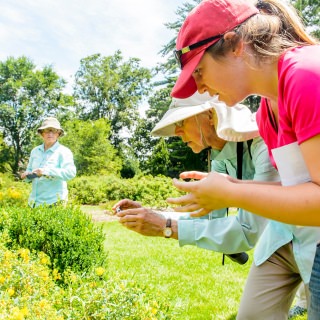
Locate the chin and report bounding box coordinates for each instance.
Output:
[218,95,240,107]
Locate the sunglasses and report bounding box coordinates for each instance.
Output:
[42,128,60,134]
[173,34,222,69]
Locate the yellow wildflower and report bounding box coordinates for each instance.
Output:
[7,287,15,296]
[95,267,105,277]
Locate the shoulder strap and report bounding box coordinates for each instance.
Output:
[236,142,243,180]
[247,139,253,159]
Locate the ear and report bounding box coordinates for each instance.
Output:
[208,109,218,127]
[223,31,244,56]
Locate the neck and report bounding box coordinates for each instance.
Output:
[249,60,278,102]
[44,141,56,150]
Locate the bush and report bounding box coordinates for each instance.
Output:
[0,234,172,319]
[69,174,184,207]
[0,204,107,276]
[0,173,30,207]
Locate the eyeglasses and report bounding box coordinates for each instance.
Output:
[42,128,60,134]
[174,35,222,69]
[174,120,184,127]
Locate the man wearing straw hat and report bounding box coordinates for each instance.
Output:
[113,92,279,263]
[21,117,76,207]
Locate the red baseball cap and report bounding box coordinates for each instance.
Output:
[171,0,259,99]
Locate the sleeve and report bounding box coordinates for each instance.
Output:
[43,147,76,181]
[178,138,280,253]
[280,49,320,143]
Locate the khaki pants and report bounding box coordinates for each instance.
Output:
[237,243,309,320]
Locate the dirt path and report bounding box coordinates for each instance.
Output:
[82,206,118,222]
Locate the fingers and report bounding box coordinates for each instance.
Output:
[180,171,208,180]
[189,208,212,217]
[112,199,142,213]
[171,178,200,193]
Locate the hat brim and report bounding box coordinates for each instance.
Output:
[171,51,204,99]
[151,102,213,137]
[152,96,259,142]
[37,126,65,137]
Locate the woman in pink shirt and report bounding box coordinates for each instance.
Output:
[168,0,320,318]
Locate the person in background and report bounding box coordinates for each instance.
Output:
[167,0,320,318]
[21,117,76,207]
[114,92,275,265]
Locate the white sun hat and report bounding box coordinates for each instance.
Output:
[151,92,259,142]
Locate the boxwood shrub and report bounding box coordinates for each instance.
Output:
[69,174,184,207]
[0,204,107,275]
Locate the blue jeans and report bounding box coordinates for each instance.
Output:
[309,244,320,320]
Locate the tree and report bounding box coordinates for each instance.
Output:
[147,138,170,176]
[0,56,73,174]
[73,51,152,148]
[61,118,122,176]
[292,0,320,39]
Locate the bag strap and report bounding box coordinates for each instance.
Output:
[222,141,244,265]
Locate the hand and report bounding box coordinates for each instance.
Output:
[179,171,208,180]
[32,168,44,176]
[113,199,166,237]
[20,172,29,179]
[112,199,142,213]
[167,171,235,217]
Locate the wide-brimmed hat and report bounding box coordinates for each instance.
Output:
[171,0,258,99]
[37,117,65,137]
[151,92,259,142]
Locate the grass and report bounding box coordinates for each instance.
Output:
[87,206,307,320]
[102,220,250,320]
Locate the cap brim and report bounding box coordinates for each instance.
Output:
[171,50,204,99]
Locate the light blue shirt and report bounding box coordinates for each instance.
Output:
[178,137,320,283]
[26,141,76,207]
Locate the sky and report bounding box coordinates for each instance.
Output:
[0,0,185,94]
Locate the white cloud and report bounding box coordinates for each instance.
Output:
[0,0,183,90]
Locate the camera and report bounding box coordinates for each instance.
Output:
[26,173,38,179]
[225,252,249,265]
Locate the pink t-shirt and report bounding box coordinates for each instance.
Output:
[257,45,320,167]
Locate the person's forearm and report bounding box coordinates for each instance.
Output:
[231,181,320,226]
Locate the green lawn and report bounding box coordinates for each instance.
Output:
[101,219,307,320]
[102,220,250,320]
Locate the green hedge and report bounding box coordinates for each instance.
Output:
[68,174,184,207]
[0,204,107,276]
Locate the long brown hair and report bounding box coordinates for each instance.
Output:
[207,0,318,62]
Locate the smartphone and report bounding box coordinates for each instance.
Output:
[26,173,38,179]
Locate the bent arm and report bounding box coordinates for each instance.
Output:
[43,148,76,181]
[178,210,267,253]
[169,137,320,226]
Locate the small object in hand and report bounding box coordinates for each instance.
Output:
[116,207,121,213]
[26,173,38,179]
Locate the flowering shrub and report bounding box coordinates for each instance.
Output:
[0,233,172,319]
[0,173,30,207]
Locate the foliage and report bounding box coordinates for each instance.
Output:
[68,174,185,208]
[0,204,107,276]
[0,56,74,174]
[147,138,171,175]
[73,51,152,148]
[61,118,122,176]
[292,0,320,39]
[0,173,30,206]
[0,232,171,319]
